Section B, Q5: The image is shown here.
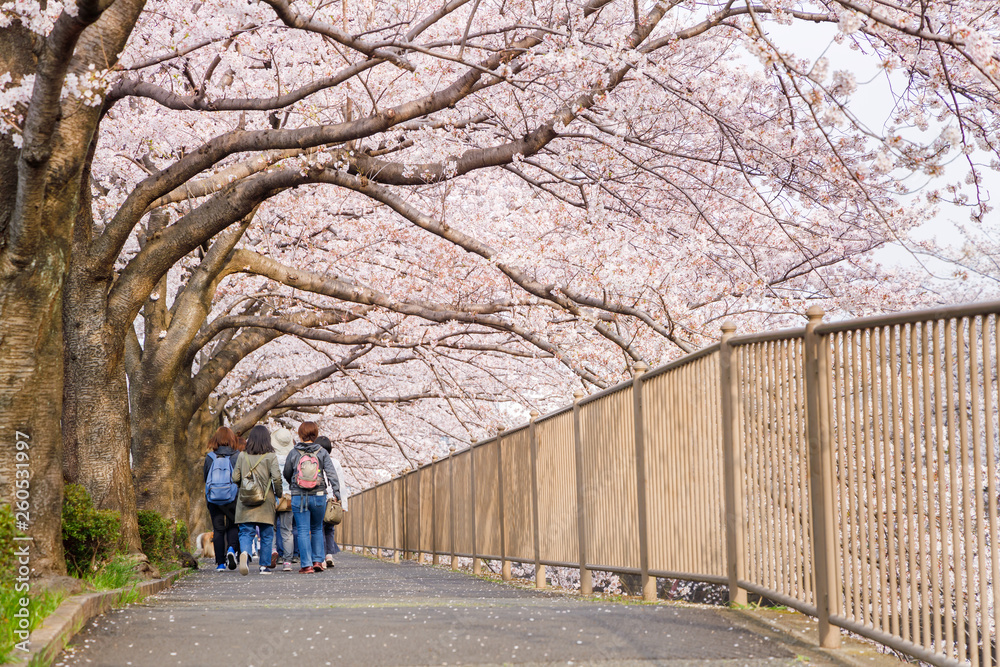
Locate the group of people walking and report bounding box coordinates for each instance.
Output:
[203,421,345,575]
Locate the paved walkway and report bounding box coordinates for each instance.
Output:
[54,553,859,666]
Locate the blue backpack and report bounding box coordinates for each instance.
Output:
[205,452,238,504]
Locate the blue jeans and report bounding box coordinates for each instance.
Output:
[323,522,340,556]
[238,523,274,567]
[275,511,294,560]
[291,494,326,566]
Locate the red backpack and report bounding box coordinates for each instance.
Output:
[296,451,321,489]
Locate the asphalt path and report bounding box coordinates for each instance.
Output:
[54,552,807,666]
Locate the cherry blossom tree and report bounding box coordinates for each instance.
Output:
[1,0,997,574]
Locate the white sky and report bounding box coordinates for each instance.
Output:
[762,20,999,293]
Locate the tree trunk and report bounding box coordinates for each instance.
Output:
[62,264,141,551]
[131,379,183,517]
[132,376,219,533]
[180,398,222,536]
[0,19,66,578]
[0,252,70,577]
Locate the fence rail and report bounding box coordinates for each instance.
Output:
[341,300,1000,667]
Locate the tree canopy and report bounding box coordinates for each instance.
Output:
[1,0,997,573]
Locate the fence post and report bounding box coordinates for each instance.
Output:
[392,476,401,563]
[361,491,368,555]
[471,439,482,575]
[720,321,748,606]
[449,445,458,570]
[410,469,417,561]
[528,409,545,588]
[432,455,440,565]
[572,389,592,595]
[374,487,381,559]
[632,361,656,601]
[414,468,422,562]
[804,306,840,648]
[498,430,511,582]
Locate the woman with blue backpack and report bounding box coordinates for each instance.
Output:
[283,422,340,574]
[204,427,242,571]
[232,424,283,575]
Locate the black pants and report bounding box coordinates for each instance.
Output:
[207,500,239,565]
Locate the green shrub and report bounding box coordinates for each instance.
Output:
[172,518,189,553]
[137,510,189,565]
[62,484,123,577]
[137,510,172,563]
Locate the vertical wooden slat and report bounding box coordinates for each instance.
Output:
[776,340,791,598]
[529,410,545,588]
[888,324,903,639]
[497,432,508,580]
[749,343,764,588]
[449,446,458,569]
[971,317,989,667]
[432,456,439,565]
[833,332,850,620]
[850,331,864,623]
[572,389,591,595]
[932,320,954,656]
[763,341,777,595]
[988,316,1000,667]
[920,323,940,651]
[904,324,922,646]
[870,328,890,633]
[859,329,875,629]
[471,439,480,574]
[959,318,979,667]
[946,319,968,661]
[795,337,813,606]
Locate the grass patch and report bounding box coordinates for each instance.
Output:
[82,556,149,610]
[84,556,142,592]
[0,504,66,663]
[0,585,65,664]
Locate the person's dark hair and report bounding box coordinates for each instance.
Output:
[315,435,332,453]
[208,427,237,451]
[235,436,247,452]
[246,425,273,455]
[298,421,319,442]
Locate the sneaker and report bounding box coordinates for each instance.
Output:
[238,552,249,576]
[259,566,273,575]
[325,553,334,568]
[282,561,292,572]
[298,566,315,574]
[226,548,237,571]
[270,552,278,569]
[216,563,227,571]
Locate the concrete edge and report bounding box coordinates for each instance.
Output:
[721,607,909,667]
[7,570,186,667]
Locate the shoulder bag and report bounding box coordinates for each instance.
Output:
[322,468,343,524]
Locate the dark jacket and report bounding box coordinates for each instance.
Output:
[203,445,240,483]
[283,442,340,498]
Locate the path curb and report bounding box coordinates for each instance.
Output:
[8,570,186,667]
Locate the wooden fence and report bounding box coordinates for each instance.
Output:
[341,301,1000,667]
